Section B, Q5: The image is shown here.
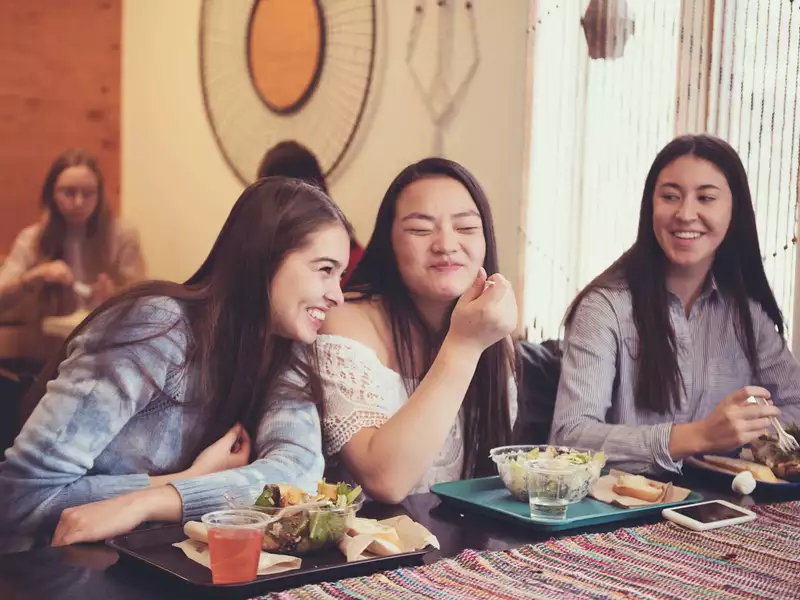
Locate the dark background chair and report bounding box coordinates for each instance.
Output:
[514,339,562,445]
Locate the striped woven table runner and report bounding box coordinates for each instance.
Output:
[262,501,800,600]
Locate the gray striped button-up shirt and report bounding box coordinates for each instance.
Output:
[550,279,800,474]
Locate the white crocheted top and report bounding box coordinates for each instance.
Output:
[316,334,517,494]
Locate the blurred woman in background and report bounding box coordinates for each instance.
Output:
[0,149,145,316]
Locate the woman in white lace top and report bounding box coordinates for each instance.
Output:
[316,158,519,503]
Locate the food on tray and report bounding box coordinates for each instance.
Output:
[743,431,800,482]
[701,455,780,483]
[346,517,402,551]
[227,480,363,555]
[611,473,666,502]
[489,445,606,502]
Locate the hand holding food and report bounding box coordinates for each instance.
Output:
[446,268,517,355]
[698,387,781,451]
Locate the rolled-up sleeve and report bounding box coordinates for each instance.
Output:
[549,291,680,474]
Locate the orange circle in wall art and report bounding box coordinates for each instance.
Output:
[199,0,376,184]
[247,0,324,114]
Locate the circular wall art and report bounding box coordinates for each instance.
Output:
[200,0,377,184]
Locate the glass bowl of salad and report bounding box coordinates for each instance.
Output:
[489,445,606,503]
[223,480,363,555]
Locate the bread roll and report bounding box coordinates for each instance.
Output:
[611,474,665,502]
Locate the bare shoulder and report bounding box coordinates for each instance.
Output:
[320,298,392,363]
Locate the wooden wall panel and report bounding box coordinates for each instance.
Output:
[0,0,121,255]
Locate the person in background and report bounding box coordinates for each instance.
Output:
[0,177,352,552]
[0,149,145,316]
[315,157,518,503]
[550,134,800,474]
[257,140,363,283]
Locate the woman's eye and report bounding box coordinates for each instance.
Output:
[320,266,333,274]
[458,227,481,233]
[406,229,432,235]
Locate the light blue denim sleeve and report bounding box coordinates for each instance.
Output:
[171,395,324,522]
[0,297,187,535]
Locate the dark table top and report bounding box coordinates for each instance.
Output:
[1,472,798,600]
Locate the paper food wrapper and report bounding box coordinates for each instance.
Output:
[339,515,440,563]
[172,522,301,575]
[589,470,692,508]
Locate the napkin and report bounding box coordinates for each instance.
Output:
[590,470,692,508]
[339,515,439,562]
[172,522,302,575]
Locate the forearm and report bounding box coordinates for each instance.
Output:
[0,468,150,534]
[171,449,324,522]
[348,340,483,502]
[149,469,200,487]
[551,417,680,475]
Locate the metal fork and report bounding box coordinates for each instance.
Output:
[747,396,800,453]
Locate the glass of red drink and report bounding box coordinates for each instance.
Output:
[200,509,271,584]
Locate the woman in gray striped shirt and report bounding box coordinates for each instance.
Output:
[550,134,800,474]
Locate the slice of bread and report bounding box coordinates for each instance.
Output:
[611,474,665,502]
[701,455,779,483]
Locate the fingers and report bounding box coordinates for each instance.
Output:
[51,510,77,547]
[457,268,488,305]
[226,423,243,450]
[733,386,772,404]
[738,403,782,419]
[51,520,67,547]
[237,428,252,456]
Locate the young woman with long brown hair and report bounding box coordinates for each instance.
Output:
[0,177,352,552]
[551,134,800,474]
[316,158,518,503]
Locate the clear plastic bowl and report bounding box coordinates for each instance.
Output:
[223,488,364,555]
[489,444,605,503]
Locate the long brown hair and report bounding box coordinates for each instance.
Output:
[38,149,114,280]
[24,177,354,454]
[565,134,783,414]
[346,158,516,477]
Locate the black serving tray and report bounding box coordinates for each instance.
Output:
[107,524,432,597]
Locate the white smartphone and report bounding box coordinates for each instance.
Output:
[662,500,756,531]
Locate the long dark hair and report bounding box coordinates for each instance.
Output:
[565,134,783,414]
[23,177,353,456]
[346,157,515,477]
[38,149,114,279]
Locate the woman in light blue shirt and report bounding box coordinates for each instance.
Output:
[551,134,800,474]
[0,177,352,551]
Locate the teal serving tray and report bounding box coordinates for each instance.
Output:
[431,476,703,531]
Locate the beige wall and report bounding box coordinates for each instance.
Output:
[122,0,530,285]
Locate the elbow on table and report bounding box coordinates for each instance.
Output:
[358,475,413,505]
